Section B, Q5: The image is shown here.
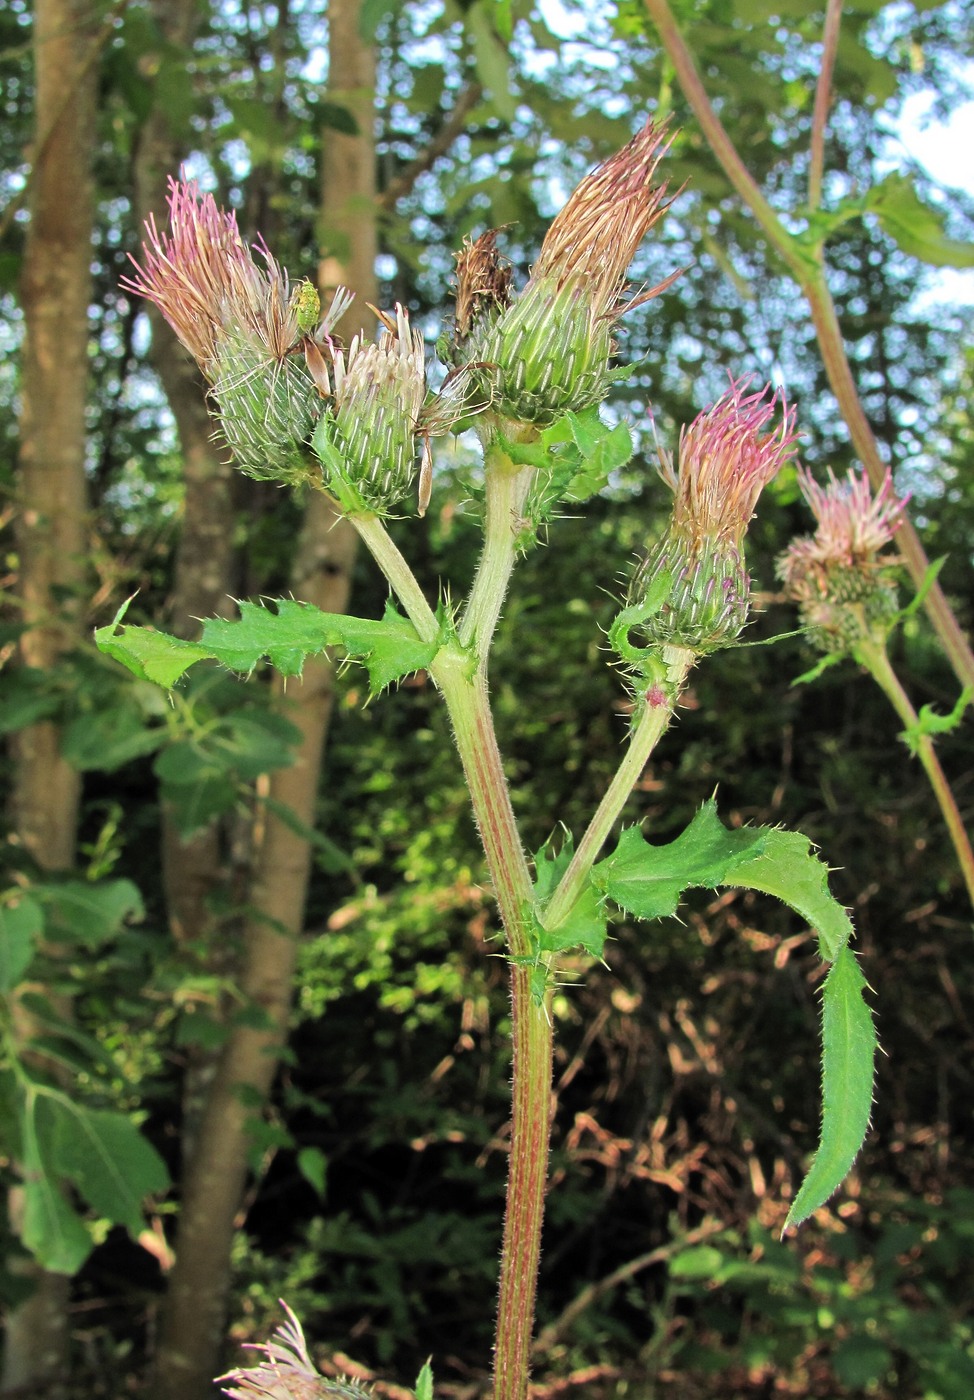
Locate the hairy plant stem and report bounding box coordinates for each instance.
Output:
[459,443,536,658]
[855,637,974,912]
[348,511,440,643]
[641,0,974,693]
[431,648,550,1400]
[544,646,695,932]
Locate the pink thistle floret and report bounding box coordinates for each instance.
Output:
[216,1301,321,1400]
[663,377,800,548]
[216,1301,372,1399]
[122,176,350,377]
[790,466,908,572]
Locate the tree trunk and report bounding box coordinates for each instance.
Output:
[131,0,240,1178]
[147,2,376,1396]
[2,0,97,1391]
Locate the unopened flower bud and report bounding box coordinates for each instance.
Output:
[452,121,676,427]
[122,177,351,486]
[777,467,908,654]
[627,379,799,654]
[311,304,426,516]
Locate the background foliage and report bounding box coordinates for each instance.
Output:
[2,0,974,1395]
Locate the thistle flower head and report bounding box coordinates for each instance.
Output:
[217,1302,372,1400]
[777,467,909,654]
[625,378,798,655]
[311,304,428,515]
[664,378,800,550]
[122,177,352,485]
[453,119,676,427]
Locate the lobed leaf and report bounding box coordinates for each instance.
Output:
[592,801,770,921]
[97,596,440,694]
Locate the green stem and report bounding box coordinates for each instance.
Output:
[857,638,974,913]
[350,512,440,644]
[641,0,974,693]
[458,444,535,659]
[431,647,551,1400]
[543,647,694,932]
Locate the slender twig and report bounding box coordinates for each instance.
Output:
[641,0,974,692]
[532,1218,724,1355]
[0,0,130,245]
[808,0,844,211]
[379,81,484,209]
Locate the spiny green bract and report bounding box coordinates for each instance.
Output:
[212,333,320,486]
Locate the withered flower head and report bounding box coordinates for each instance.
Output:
[777,467,908,654]
[453,119,677,427]
[626,378,799,656]
[452,229,514,349]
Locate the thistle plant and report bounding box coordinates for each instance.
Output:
[779,466,974,911]
[108,125,878,1400]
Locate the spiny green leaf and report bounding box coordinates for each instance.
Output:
[592,801,770,921]
[98,597,441,695]
[532,840,607,957]
[784,948,876,1231]
[95,602,213,688]
[722,828,852,961]
[901,685,974,755]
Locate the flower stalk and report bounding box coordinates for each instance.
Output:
[780,467,974,914]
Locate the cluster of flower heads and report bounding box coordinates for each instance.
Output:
[124,121,682,512]
[125,125,853,640]
[626,378,800,655]
[217,1302,372,1400]
[778,467,909,654]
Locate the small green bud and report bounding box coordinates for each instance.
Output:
[311,305,426,516]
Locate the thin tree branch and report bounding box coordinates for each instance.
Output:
[809,0,843,211]
[379,80,483,208]
[532,1219,724,1356]
[0,0,129,245]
